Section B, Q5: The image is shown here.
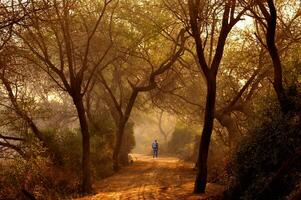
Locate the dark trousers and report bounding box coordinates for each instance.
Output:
[153,149,158,158]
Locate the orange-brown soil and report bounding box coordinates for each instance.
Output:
[76,154,224,200]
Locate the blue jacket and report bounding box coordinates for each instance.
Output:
[152,142,158,150]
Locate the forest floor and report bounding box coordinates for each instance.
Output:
[76,154,224,200]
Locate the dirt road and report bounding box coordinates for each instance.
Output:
[77,154,224,200]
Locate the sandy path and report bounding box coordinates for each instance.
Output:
[76,154,224,200]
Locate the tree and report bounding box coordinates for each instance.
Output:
[157,110,173,146]
[11,0,114,193]
[187,0,247,193]
[97,28,186,170]
[0,44,59,161]
[246,0,291,113]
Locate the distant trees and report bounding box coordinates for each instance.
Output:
[82,0,188,170]
[97,29,186,170]
[157,110,173,146]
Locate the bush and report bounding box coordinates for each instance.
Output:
[0,143,70,200]
[0,123,116,199]
[223,99,301,200]
[167,124,198,159]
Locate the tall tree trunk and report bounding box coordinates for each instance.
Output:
[112,121,126,171]
[120,132,129,165]
[73,95,92,194]
[194,76,217,193]
[266,39,289,112]
[112,90,138,171]
[265,0,290,113]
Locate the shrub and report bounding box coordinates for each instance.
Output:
[0,143,65,199]
[167,124,197,159]
[223,99,301,200]
[0,123,117,199]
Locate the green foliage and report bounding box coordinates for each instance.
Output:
[167,124,198,159]
[223,98,301,200]
[54,128,115,181]
[88,112,116,178]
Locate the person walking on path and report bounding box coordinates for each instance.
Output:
[152,140,159,158]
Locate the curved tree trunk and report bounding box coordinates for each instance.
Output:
[266,18,288,113]
[194,77,217,193]
[267,38,289,113]
[215,113,239,148]
[73,94,92,194]
[260,0,291,113]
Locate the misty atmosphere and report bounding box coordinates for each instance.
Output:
[0,0,301,199]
